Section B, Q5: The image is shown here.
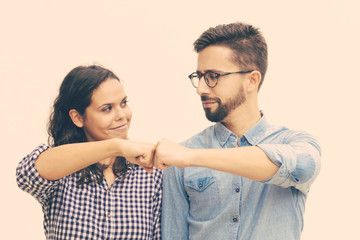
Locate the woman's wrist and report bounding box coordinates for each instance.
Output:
[108,138,126,157]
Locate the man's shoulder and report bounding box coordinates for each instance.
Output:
[258,120,320,148]
[260,113,316,138]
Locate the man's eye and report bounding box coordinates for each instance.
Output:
[207,72,218,81]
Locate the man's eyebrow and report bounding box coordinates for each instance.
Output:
[197,69,222,73]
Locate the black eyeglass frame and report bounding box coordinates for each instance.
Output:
[188,70,254,88]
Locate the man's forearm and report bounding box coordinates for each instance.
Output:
[154,139,279,181]
[188,146,279,181]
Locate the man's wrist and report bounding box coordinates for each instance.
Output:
[187,148,200,168]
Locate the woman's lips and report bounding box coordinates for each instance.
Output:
[111,123,127,130]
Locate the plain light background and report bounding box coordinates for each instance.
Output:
[1,0,359,239]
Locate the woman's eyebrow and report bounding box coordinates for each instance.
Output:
[121,96,128,102]
[96,103,111,110]
[96,96,128,109]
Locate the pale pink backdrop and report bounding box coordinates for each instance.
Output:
[1,1,359,239]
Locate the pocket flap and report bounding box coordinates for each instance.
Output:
[186,177,216,192]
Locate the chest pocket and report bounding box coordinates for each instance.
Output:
[185,176,221,221]
[186,177,216,192]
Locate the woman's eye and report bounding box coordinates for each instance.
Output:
[121,100,128,107]
[102,106,112,112]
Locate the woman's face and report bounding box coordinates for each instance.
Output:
[80,78,132,142]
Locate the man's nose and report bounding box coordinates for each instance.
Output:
[196,77,211,96]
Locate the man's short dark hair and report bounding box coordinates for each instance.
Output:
[194,22,268,90]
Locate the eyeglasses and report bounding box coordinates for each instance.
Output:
[188,70,254,88]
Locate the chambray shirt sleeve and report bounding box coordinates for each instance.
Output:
[152,170,163,240]
[161,166,189,240]
[257,131,321,194]
[16,144,59,205]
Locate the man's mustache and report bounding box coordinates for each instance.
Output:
[201,96,221,103]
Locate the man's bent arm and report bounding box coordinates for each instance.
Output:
[155,132,321,194]
[155,139,278,181]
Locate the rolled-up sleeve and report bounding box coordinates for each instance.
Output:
[257,131,321,194]
[16,144,59,205]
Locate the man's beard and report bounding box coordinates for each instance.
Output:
[202,89,246,122]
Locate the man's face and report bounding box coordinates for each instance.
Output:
[196,45,247,122]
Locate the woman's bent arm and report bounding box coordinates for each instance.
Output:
[35,139,155,180]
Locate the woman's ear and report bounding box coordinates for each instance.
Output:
[69,109,84,128]
[247,70,261,92]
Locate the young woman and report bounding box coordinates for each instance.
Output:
[16,65,162,239]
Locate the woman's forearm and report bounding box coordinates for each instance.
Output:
[35,139,121,180]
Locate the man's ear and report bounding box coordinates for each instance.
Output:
[69,109,84,128]
[247,70,261,92]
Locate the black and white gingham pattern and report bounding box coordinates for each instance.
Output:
[16,144,162,240]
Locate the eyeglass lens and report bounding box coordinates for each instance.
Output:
[190,72,217,88]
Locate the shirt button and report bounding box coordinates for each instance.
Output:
[233,217,238,222]
[107,213,111,218]
[235,187,240,193]
[198,183,203,188]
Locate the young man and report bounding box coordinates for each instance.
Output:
[154,22,321,240]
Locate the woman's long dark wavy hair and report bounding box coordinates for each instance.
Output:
[48,65,129,186]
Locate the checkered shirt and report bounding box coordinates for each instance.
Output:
[16,144,162,240]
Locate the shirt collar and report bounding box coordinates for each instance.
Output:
[214,111,271,147]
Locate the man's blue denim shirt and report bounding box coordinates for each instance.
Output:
[161,114,321,240]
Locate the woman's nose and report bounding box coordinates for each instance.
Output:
[115,107,125,120]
